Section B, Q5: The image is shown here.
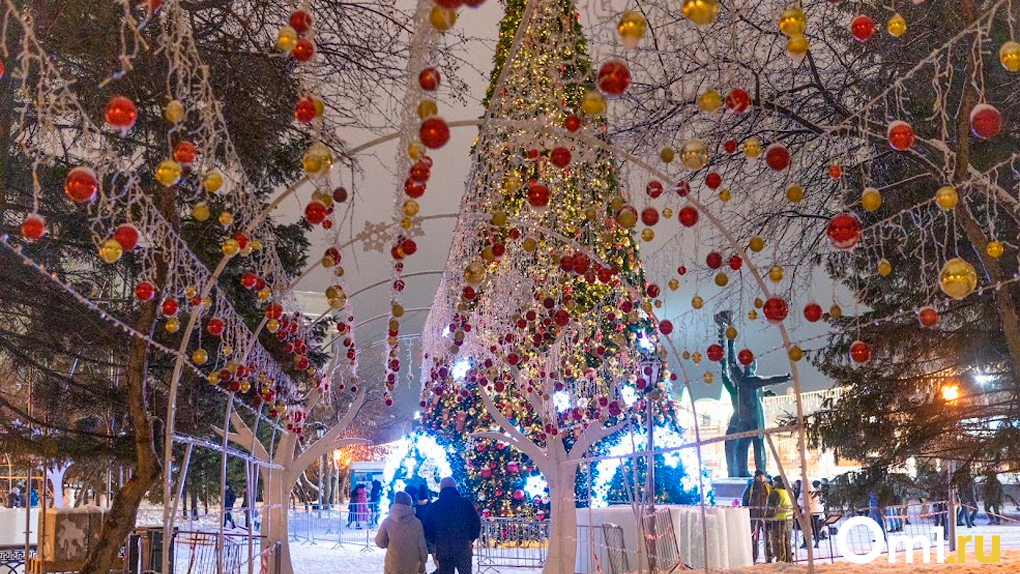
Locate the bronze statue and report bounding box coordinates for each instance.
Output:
[714,311,791,477]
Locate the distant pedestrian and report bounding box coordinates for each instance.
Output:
[7,487,21,508]
[223,483,237,529]
[355,484,369,527]
[371,479,384,526]
[767,477,794,563]
[376,491,427,574]
[423,477,481,574]
[984,472,1004,525]
[741,470,771,563]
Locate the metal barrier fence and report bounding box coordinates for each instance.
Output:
[287,507,379,551]
[474,518,612,574]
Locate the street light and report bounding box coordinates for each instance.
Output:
[315,424,326,510]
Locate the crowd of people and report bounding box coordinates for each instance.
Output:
[741,471,831,564]
[1,485,39,508]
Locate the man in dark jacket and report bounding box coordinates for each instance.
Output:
[742,470,771,563]
[423,477,481,574]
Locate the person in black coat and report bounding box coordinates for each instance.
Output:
[422,477,481,574]
[223,483,237,528]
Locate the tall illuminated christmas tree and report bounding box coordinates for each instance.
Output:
[419,0,689,571]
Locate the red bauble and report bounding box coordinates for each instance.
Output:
[803,303,823,322]
[113,223,140,250]
[737,348,754,366]
[706,251,723,270]
[404,179,426,198]
[918,306,939,327]
[420,117,450,148]
[419,68,441,91]
[105,96,137,131]
[640,207,659,226]
[289,10,312,33]
[725,88,751,113]
[646,180,663,198]
[677,265,687,275]
[433,0,462,9]
[706,344,724,362]
[333,187,348,203]
[970,104,1002,140]
[554,310,570,327]
[647,283,660,298]
[765,144,790,171]
[134,282,156,302]
[304,201,327,225]
[64,166,98,203]
[291,38,315,62]
[550,147,572,168]
[596,61,631,96]
[173,140,197,165]
[728,255,742,270]
[564,114,581,132]
[659,320,673,335]
[206,318,225,337]
[674,181,691,197]
[705,172,722,189]
[161,298,179,316]
[826,213,862,250]
[21,213,45,240]
[849,340,871,363]
[294,97,317,124]
[480,467,493,479]
[678,206,698,227]
[723,139,738,154]
[762,297,789,324]
[887,121,915,151]
[851,15,876,42]
[828,164,842,179]
[241,272,258,289]
[512,489,525,501]
[527,182,550,209]
[409,161,431,183]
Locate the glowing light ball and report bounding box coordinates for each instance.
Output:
[679,139,709,169]
[728,255,742,270]
[678,206,698,227]
[429,7,457,31]
[1001,41,1020,72]
[851,15,875,42]
[113,223,140,250]
[725,88,751,113]
[291,38,315,62]
[737,349,754,366]
[723,140,738,154]
[763,297,789,324]
[105,96,137,132]
[887,121,915,150]
[785,185,803,203]
[764,143,790,171]
[939,257,977,300]
[987,241,1004,258]
[918,306,939,327]
[193,203,210,221]
[64,166,98,203]
[826,213,861,251]
[207,319,225,337]
[682,0,718,26]
[768,265,784,283]
[849,340,871,363]
[419,68,441,91]
[861,187,881,211]
[887,13,906,37]
[691,295,704,309]
[698,90,722,112]
[420,117,450,148]
[778,7,806,37]
[935,185,958,210]
[617,11,647,49]
[617,206,638,228]
[702,372,714,383]
[970,104,1002,139]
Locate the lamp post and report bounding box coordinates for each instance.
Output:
[640,357,662,574]
[315,424,326,511]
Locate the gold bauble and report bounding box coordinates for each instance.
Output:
[748,236,765,252]
[829,304,842,319]
[522,236,537,252]
[714,272,729,287]
[747,310,758,320]
[725,326,737,339]
[691,352,703,364]
[753,297,764,309]
[641,228,655,241]
[698,90,722,112]
[617,10,647,50]
[887,13,906,37]
[680,139,709,170]
[786,185,804,203]
[1001,41,1020,72]
[165,99,186,123]
[408,140,427,159]
[165,317,181,333]
[691,295,704,309]
[702,372,714,384]
[218,211,234,228]
[987,241,1004,258]
[193,202,210,221]
[334,266,345,277]
[742,138,762,158]
[682,351,691,360]
[257,288,272,300]
[939,257,977,300]
[185,286,197,298]
[682,0,718,26]
[277,26,298,51]
[266,319,280,333]
[155,159,182,187]
[250,239,262,251]
[768,265,784,283]
[668,278,680,291]
[464,260,486,285]
[417,99,438,119]
[877,258,892,277]
[581,90,606,115]
[787,34,809,58]
[779,7,806,37]
[221,238,240,257]
[99,239,123,263]
[617,206,638,228]
[662,207,673,218]
[207,372,220,385]
[481,246,495,261]
[400,217,412,230]
[429,6,457,31]
[403,199,420,217]
[660,147,675,163]
[392,303,405,317]
[302,143,333,176]
[203,169,224,194]
[238,380,251,393]
[788,345,804,362]
[935,186,958,210]
[492,211,508,226]
[861,187,881,211]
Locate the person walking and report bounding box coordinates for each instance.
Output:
[423,477,481,574]
[371,479,384,526]
[376,491,428,574]
[767,477,794,563]
[6,486,21,508]
[223,483,237,529]
[983,472,1004,525]
[957,473,978,528]
[741,470,771,563]
[354,484,369,527]
[798,480,821,548]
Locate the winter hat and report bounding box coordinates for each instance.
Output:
[754,469,765,477]
[394,491,413,507]
[439,477,457,490]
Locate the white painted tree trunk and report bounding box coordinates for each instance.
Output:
[543,462,578,574]
[264,467,293,574]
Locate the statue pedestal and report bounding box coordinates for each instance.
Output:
[711,477,756,506]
